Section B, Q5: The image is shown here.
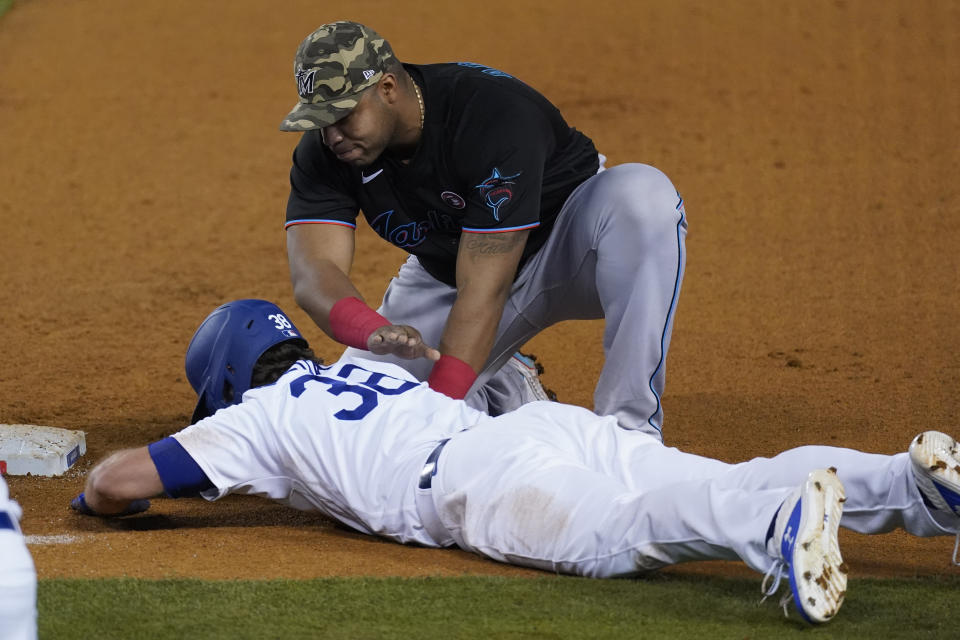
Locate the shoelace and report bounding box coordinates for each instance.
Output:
[953,532,960,566]
[760,560,784,599]
[759,560,793,617]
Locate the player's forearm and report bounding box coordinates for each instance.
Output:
[437,290,509,372]
[286,222,360,337]
[290,259,365,336]
[426,288,507,399]
[82,448,163,515]
[440,230,524,370]
[426,229,529,398]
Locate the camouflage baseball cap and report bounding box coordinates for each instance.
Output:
[279,21,397,131]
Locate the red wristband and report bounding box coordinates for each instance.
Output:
[329,297,390,350]
[428,355,478,400]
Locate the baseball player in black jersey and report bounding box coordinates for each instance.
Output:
[281,21,687,437]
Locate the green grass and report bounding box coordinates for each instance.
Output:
[38,574,958,639]
[0,0,12,19]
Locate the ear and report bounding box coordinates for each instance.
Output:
[377,72,401,105]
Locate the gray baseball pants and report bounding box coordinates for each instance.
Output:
[344,162,687,438]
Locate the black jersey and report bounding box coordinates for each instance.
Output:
[285,62,599,286]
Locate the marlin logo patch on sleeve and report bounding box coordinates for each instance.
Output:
[474,168,522,221]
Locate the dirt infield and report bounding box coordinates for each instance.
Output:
[2,0,958,580]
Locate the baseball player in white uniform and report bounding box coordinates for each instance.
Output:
[71,300,960,625]
[1,475,37,640]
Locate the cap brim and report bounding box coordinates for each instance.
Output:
[279,97,360,132]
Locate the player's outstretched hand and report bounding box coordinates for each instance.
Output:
[367,324,441,361]
[70,492,150,517]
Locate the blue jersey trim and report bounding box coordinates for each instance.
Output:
[148,437,214,498]
[284,219,357,230]
[461,222,540,234]
[645,194,686,434]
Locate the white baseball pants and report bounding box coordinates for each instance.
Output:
[427,403,953,578]
[0,481,37,640]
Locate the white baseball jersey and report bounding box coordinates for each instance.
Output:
[173,355,957,578]
[174,356,488,546]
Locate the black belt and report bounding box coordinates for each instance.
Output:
[418,438,450,490]
[0,511,16,531]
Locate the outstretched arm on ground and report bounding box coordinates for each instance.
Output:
[77,447,162,516]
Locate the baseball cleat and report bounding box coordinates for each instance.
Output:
[909,431,960,517]
[509,352,558,402]
[762,468,848,624]
[909,431,960,565]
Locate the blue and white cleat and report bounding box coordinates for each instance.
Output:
[762,468,848,624]
[909,431,960,565]
[910,431,960,516]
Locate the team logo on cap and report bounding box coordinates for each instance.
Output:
[474,168,521,221]
[295,68,318,98]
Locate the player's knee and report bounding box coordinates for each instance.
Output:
[601,164,683,236]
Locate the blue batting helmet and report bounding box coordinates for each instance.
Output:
[185,299,307,424]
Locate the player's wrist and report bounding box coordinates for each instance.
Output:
[427,354,477,399]
[329,297,390,350]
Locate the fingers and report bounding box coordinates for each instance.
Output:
[70,493,151,517]
[367,325,440,361]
